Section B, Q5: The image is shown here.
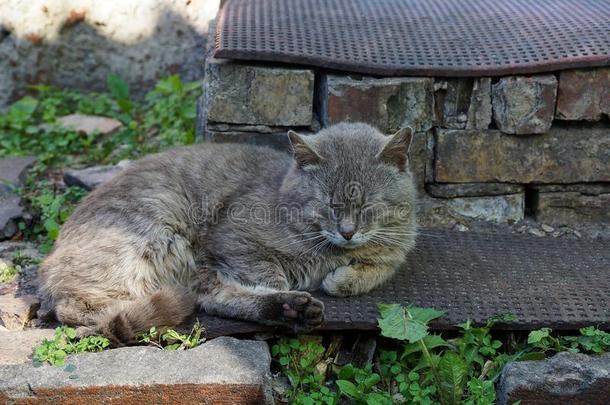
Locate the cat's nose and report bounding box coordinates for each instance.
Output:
[339,224,356,240]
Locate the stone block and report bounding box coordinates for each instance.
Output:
[435,127,610,183]
[556,68,610,121]
[63,160,130,190]
[436,78,492,130]
[0,336,272,404]
[497,352,610,405]
[0,295,40,330]
[427,183,523,198]
[0,329,55,365]
[207,130,291,152]
[466,78,493,130]
[407,131,433,191]
[323,75,434,133]
[205,59,314,126]
[417,194,523,227]
[536,185,610,225]
[492,75,557,134]
[445,194,524,224]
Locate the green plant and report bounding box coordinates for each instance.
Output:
[33,326,110,367]
[0,73,201,167]
[22,183,87,253]
[1,73,201,253]
[271,337,338,405]
[142,74,201,148]
[272,305,610,405]
[0,261,19,283]
[336,363,393,404]
[527,326,610,356]
[137,321,205,351]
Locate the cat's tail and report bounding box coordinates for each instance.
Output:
[53,287,197,345]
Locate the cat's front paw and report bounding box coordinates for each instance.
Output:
[321,266,356,297]
[273,291,325,333]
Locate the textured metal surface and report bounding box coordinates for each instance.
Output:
[215,0,610,77]
[198,230,610,338]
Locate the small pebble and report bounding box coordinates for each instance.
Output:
[528,228,546,237]
[454,224,469,232]
[573,230,582,238]
[541,224,554,233]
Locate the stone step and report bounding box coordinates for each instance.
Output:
[0,336,272,404]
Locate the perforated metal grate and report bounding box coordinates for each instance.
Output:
[215,0,610,77]
[197,230,610,337]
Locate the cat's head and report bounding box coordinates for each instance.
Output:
[281,123,417,250]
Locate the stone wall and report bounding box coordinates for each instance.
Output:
[0,0,220,108]
[200,54,610,234]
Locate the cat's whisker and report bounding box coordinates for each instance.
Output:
[299,238,330,257]
[276,234,325,250]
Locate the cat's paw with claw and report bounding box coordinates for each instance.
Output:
[273,291,325,332]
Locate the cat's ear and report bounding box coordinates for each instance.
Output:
[287,130,322,168]
[378,127,413,171]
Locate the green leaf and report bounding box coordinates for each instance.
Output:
[336,380,359,398]
[378,304,445,343]
[438,352,467,405]
[519,351,546,361]
[527,328,551,344]
[107,73,130,100]
[402,334,448,358]
[338,364,355,380]
[365,392,392,405]
[409,307,445,324]
[377,304,409,340]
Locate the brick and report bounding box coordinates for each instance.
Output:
[556,68,610,121]
[0,336,272,404]
[323,75,434,133]
[435,127,610,183]
[492,75,557,134]
[497,352,610,405]
[205,59,314,126]
[536,185,610,225]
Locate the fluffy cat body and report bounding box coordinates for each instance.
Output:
[39,123,417,343]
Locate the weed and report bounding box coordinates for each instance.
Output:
[137,321,206,351]
[33,326,110,367]
[20,183,87,253]
[272,337,338,405]
[272,305,610,405]
[0,261,19,283]
[0,73,202,252]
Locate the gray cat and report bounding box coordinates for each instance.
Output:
[39,123,417,344]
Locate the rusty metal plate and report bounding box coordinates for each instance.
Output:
[214,0,610,77]
[197,230,610,338]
